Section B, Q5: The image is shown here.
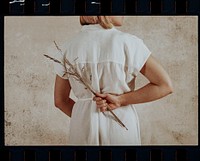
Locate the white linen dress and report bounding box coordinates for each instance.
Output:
[54,24,151,145]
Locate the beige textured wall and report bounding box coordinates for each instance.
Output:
[4,16,198,145]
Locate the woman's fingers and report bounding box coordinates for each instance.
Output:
[96,99,107,108]
[97,101,107,112]
[100,106,107,112]
[97,103,107,108]
[93,96,102,101]
[93,93,120,111]
[93,96,108,112]
[96,99,106,105]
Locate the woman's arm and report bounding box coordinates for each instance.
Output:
[93,55,173,112]
[54,75,75,117]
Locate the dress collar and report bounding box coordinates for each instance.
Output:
[81,24,115,31]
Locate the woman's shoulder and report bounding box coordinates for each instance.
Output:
[113,29,143,42]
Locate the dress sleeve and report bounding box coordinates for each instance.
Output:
[125,36,151,77]
[53,51,69,79]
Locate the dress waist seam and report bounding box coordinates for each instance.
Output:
[77,98,93,101]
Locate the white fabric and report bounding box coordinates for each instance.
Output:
[54,24,151,145]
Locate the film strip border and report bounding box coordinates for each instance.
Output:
[0,0,199,161]
[0,0,199,15]
[0,147,200,161]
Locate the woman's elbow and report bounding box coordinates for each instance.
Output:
[54,99,63,109]
[166,84,173,95]
[163,81,174,95]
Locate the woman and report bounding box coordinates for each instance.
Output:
[54,16,173,145]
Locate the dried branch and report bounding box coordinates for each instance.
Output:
[44,42,128,130]
[44,54,61,64]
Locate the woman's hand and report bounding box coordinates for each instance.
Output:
[93,93,122,112]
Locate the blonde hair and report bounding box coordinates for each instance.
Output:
[80,16,113,29]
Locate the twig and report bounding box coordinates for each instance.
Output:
[44,54,61,64]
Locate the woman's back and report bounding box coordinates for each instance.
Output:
[63,24,150,99]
